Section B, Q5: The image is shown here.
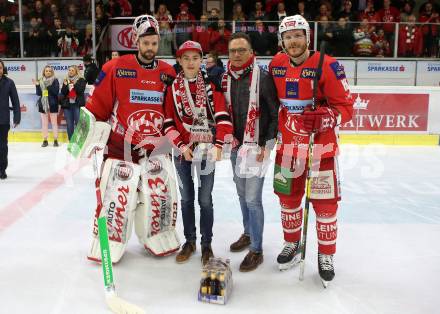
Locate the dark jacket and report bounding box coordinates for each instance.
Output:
[228,67,279,147]
[36,78,60,113]
[61,78,87,108]
[0,75,20,125]
[84,63,99,85]
[207,65,225,87]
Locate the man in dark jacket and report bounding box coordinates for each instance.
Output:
[83,54,99,84]
[0,59,20,179]
[222,33,279,272]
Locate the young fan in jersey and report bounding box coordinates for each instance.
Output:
[163,40,233,265]
[269,15,354,283]
[71,15,180,263]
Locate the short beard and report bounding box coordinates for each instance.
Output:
[139,50,155,63]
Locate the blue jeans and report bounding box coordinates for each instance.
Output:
[64,106,80,140]
[230,149,265,252]
[174,155,216,248]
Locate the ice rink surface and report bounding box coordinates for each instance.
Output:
[0,143,439,314]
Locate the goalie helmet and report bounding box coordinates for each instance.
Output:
[132,15,160,44]
[278,15,311,47]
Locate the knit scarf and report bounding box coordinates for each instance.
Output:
[222,55,260,147]
[39,75,55,113]
[172,70,214,144]
[405,26,415,43]
[67,74,79,103]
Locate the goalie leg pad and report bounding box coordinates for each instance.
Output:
[88,158,141,263]
[135,154,180,256]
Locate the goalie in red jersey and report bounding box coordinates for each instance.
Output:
[269,15,354,284]
[69,15,181,263]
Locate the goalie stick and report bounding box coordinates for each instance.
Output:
[299,41,327,284]
[92,152,145,314]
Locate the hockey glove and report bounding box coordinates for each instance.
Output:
[302,106,338,134]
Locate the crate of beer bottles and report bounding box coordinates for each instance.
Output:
[198,257,233,305]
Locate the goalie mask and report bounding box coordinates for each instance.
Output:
[278,15,311,50]
[132,14,160,44]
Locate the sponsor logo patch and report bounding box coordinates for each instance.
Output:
[272,66,287,77]
[116,68,137,78]
[147,159,162,175]
[285,81,299,99]
[129,90,163,105]
[115,162,133,181]
[330,62,346,80]
[300,68,317,79]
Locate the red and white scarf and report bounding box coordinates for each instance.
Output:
[405,26,415,43]
[172,70,214,144]
[222,55,260,147]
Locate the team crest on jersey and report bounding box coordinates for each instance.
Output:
[285,81,299,98]
[300,68,317,79]
[116,68,137,78]
[94,71,106,86]
[330,62,346,80]
[272,67,287,77]
[127,109,164,136]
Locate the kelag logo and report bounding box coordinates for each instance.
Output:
[367,63,405,72]
[118,27,135,49]
[7,65,26,72]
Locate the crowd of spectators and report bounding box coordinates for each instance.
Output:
[0,0,439,59]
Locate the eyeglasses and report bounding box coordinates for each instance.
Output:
[228,48,249,55]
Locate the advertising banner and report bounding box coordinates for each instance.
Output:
[357,60,416,85]
[111,24,136,51]
[341,93,429,132]
[3,61,37,85]
[416,61,440,86]
[36,60,84,81]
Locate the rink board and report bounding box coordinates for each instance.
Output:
[8,131,440,146]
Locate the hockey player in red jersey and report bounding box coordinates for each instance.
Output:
[269,15,353,284]
[69,15,181,263]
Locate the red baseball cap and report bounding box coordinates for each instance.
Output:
[176,40,203,57]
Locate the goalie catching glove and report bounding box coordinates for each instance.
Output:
[67,107,111,158]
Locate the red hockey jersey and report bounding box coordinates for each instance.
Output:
[86,54,175,153]
[269,52,353,159]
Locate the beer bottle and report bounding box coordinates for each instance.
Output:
[200,271,209,295]
[219,273,226,296]
[209,272,218,295]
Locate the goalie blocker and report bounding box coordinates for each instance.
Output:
[69,108,180,262]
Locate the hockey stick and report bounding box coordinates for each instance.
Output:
[299,41,327,281]
[92,152,145,314]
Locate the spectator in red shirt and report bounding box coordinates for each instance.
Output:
[0,14,12,58]
[372,28,392,56]
[377,0,400,39]
[155,4,173,23]
[418,2,439,57]
[398,14,424,57]
[192,14,212,54]
[358,0,380,27]
[210,19,231,56]
[174,2,195,49]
